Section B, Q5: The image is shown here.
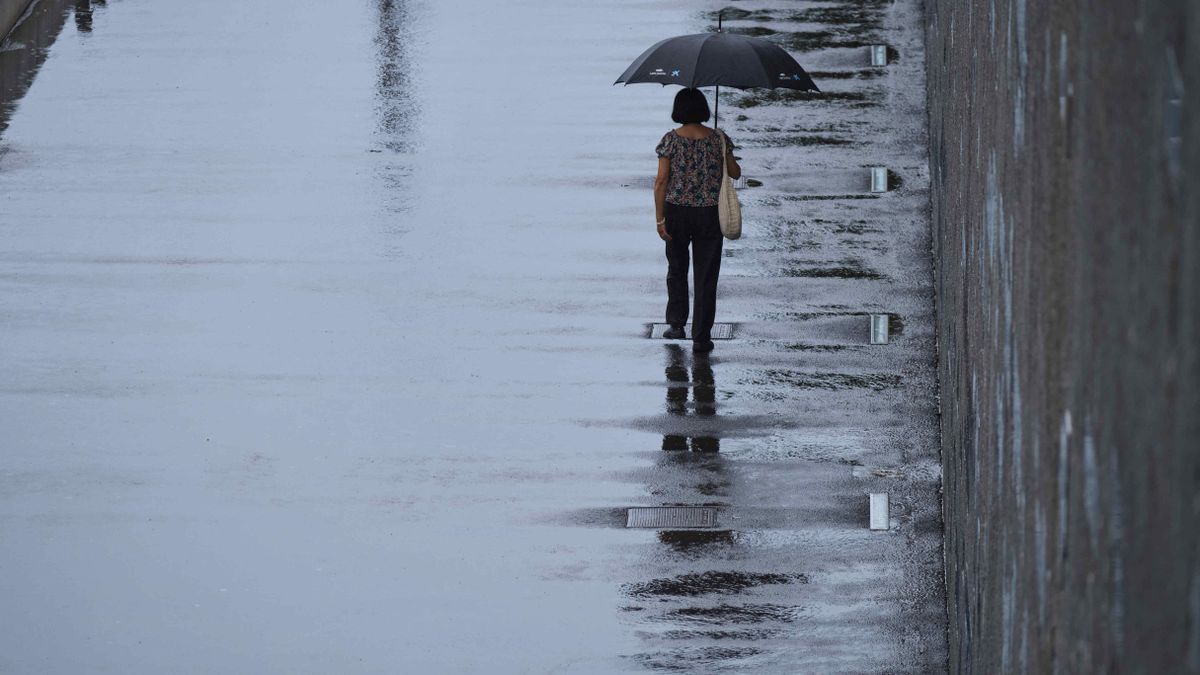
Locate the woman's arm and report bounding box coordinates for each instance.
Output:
[654,157,672,241]
[725,136,742,180]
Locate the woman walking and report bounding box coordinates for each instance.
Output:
[653,88,741,353]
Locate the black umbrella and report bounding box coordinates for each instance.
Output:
[614,16,818,126]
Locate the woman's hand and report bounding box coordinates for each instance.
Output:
[654,157,671,241]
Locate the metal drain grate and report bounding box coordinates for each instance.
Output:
[649,323,734,340]
[626,506,718,529]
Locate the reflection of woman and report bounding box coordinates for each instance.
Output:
[662,344,720,452]
[653,88,741,353]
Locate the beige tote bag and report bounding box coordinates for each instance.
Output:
[717,130,742,239]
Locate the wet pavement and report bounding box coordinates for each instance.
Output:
[0,0,945,672]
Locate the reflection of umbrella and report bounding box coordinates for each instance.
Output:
[614,16,818,126]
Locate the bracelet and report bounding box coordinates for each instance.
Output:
[656,218,666,226]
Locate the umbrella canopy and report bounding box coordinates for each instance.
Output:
[614,32,819,92]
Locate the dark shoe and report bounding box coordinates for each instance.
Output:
[663,325,686,340]
[692,339,715,353]
[662,435,688,451]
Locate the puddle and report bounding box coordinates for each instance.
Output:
[779,343,851,352]
[661,345,720,451]
[693,478,729,495]
[783,194,880,202]
[630,647,764,672]
[739,122,858,134]
[706,18,885,51]
[747,134,853,148]
[777,260,885,279]
[832,221,883,234]
[794,5,885,30]
[729,89,876,108]
[747,311,906,343]
[807,69,885,80]
[624,571,806,598]
[707,8,775,22]
[719,26,778,38]
[751,169,875,195]
[662,435,720,452]
[749,370,902,391]
[755,310,861,321]
[798,47,890,69]
[654,628,783,641]
[653,603,803,625]
[771,31,878,52]
[657,530,737,552]
[647,452,730,493]
[839,240,890,253]
[709,3,887,31]
[557,507,634,529]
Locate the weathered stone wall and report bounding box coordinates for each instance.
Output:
[924,0,1200,671]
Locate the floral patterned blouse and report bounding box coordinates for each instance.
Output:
[655,128,734,207]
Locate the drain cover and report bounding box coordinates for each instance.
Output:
[650,323,734,340]
[626,506,718,529]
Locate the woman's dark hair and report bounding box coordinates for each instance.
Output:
[671,88,711,124]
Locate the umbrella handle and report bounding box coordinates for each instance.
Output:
[714,12,722,128]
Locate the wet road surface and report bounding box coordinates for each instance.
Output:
[0,0,945,672]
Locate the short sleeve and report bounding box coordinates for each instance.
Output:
[655,132,673,158]
[720,130,736,153]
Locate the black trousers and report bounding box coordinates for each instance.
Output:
[664,202,723,343]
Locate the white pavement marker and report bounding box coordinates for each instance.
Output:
[871,45,888,66]
[869,493,890,530]
[871,166,889,192]
[870,314,890,344]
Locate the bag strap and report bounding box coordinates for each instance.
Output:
[718,130,728,179]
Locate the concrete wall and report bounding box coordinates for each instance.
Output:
[924,0,1200,672]
[0,0,34,43]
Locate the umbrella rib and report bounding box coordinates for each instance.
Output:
[755,41,774,88]
[758,42,777,89]
[730,37,764,88]
[691,34,713,88]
